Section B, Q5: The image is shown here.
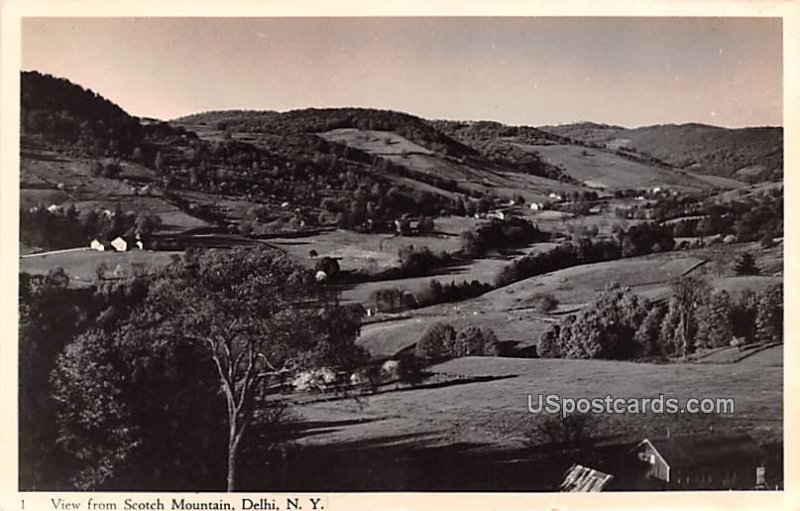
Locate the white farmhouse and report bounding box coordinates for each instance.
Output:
[90,239,106,251]
[110,237,128,252]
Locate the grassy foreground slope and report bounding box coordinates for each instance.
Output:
[294,346,782,450]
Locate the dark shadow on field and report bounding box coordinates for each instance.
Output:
[238,426,651,491]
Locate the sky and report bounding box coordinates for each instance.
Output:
[22,17,782,128]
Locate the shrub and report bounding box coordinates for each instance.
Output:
[414,322,457,361]
[527,292,558,313]
[451,326,500,357]
[734,252,760,276]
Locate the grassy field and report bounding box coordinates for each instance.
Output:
[340,257,508,304]
[270,217,483,272]
[353,242,783,359]
[293,346,783,451]
[19,249,182,285]
[522,143,715,191]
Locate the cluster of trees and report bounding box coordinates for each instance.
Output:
[20,247,366,491]
[414,322,500,362]
[539,277,783,360]
[21,203,161,250]
[368,278,493,314]
[415,279,493,308]
[460,217,550,257]
[369,287,418,313]
[645,188,783,245]
[495,238,621,288]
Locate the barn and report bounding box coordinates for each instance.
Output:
[633,432,764,490]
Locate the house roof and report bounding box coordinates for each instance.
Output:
[560,464,613,492]
[641,433,762,469]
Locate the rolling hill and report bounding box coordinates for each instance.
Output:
[539,122,783,182]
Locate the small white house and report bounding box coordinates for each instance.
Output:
[47,204,63,214]
[548,192,563,201]
[90,239,106,252]
[487,211,506,220]
[110,237,128,252]
[530,203,544,211]
[315,270,328,282]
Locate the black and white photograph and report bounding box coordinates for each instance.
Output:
[5,4,793,505]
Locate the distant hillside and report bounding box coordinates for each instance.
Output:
[21,70,195,161]
[173,109,279,126]
[430,119,732,191]
[195,107,479,159]
[430,120,576,183]
[540,122,783,182]
[18,73,501,231]
[21,71,145,157]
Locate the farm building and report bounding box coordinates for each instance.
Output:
[560,464,614,492]
[90,236,141,252]
[632,432,764,490]
[110,237,128,252]
[529,202,545,211]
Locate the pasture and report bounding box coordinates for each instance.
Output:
[293,346,783,451]
[19,249,182,286]
[523,143,714,191]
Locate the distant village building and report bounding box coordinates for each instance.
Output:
[548,192,563,201]
[315,270,328,282]
[633,433,763,490]
[90,239,106,252]
[529,203,544,211]
[487,210,506,220]
[560,464,614,492]
[47,204,63,214]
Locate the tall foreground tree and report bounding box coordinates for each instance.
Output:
[53,247,364,490]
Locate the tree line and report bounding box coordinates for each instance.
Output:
[539,276,782,360]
